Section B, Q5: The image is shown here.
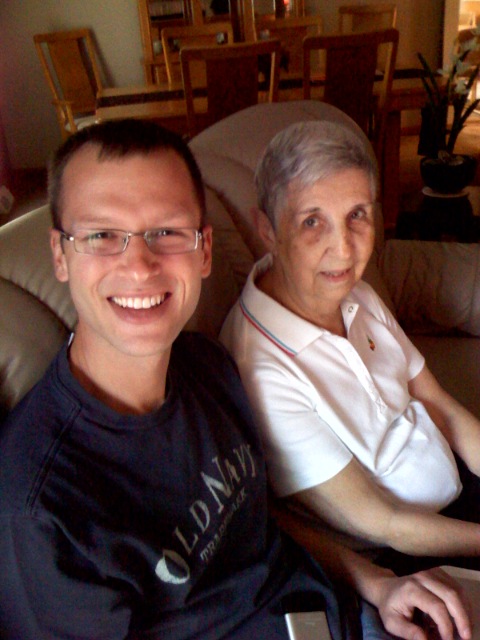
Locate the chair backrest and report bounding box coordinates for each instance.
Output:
[161,22,234,85]
[33,29,103,139]
[180,39,281,137]
[457,27,480,64]
[303,28,398,158]
[338,2,397,72]
[137,0,205,83]
[240,0,307,41]
[254,15,323,77]
[338,3,397,32]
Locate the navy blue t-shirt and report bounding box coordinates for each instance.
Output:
[0,333,356,639]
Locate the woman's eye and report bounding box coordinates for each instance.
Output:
[303,216,319,228]
[350,208,366,221]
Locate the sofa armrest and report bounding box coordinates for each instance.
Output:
[380,240,480,336]
[0,278,69,412]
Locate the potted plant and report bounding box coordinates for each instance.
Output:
[417,28,480,193]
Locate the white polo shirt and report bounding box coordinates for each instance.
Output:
[220,254,461,512]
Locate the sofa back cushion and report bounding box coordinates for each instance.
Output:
[381,239,480,336]
[0,206,76,411]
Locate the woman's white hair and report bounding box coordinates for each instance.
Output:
[255,120,378,226]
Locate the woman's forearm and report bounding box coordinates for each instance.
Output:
[386,506,480,557]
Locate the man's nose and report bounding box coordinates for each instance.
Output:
[121,235,159,276]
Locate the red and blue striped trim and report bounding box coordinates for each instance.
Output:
[240,299,297,357]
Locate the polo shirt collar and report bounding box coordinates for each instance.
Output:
[240,254,359,356]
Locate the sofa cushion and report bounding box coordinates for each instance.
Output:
[190,100,371,172]
[193,151,266,259]
[0,278,69,411]
[0,205,77,330]
[411,335,480,418]
[0,206,76,412]
[185,187,254,336]
[381,240,480,336]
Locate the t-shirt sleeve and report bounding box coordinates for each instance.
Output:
[241,362,353,498]
[0,515,132,640]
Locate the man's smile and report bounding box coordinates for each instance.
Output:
[111,293,168,309]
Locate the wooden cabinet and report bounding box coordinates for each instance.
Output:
[137,0,205,83]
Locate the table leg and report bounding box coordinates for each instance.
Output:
[381,109,401,230]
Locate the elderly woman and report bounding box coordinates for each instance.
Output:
[220,120,480,637]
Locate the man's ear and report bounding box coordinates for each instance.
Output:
[252,207,276,253]
[200,224,213,279]
[50,229,69,283]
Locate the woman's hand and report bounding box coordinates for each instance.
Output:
[375,568,471,640]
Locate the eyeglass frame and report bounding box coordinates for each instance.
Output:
[56,226,204,256]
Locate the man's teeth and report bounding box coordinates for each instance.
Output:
[112,294,166,309]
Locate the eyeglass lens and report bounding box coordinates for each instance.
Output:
[70,228,201,256]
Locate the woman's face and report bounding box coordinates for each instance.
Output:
[268,168,375,323]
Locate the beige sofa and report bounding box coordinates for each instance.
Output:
[1,100,480,420]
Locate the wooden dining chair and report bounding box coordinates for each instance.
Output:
[180,39,281,137]
[137,0,205,83]
[254,15,323,78]
[338,3,397,32]
[161,22,234,85]
[34,29,104,140]
[456,28,480,110]
[338,3,397,73]
[303,28,399,160]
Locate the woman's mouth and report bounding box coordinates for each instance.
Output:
[322,269,351,277]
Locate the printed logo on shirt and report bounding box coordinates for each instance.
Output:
[367,335,376,351]
[155,443,257,585]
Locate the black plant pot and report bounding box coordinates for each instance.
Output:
[420,155,477,194]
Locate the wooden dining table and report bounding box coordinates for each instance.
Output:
[95,82,203,136]
[95,73,428,229]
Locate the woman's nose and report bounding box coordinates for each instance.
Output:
[329,225,352,257]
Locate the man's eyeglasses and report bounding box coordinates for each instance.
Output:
[58,227,203,256]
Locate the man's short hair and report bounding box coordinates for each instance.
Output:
[48,119,206,229]
[255,120,379,227]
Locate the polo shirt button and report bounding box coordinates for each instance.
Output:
[348,306,354,313]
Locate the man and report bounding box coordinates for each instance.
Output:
[0,120,470,640]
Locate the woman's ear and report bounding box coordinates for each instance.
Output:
[252,207,277,253]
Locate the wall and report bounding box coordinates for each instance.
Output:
[460,0,480,25]
[0,0,444,170]
[307,0,444,70]
[0,0,144,170]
